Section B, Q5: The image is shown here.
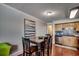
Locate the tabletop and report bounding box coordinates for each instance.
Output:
[30,39,44,43]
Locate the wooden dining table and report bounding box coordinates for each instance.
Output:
[30,39,44,56]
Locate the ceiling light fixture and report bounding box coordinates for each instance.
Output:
[69,6,79,19]
[44,10,55,16]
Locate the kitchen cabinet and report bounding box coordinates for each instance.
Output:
[55,22,79,31]
[75,22,79,31]
[55,21,79,49]
[77,37,79,48]
[55,36,78,48]
[62,36,78,47]
[69,22,75,27]
[55,37,63,44]
[55,24,62,31]
[62,23,75,29]
[62,36,70,46]
[62,23,69,28]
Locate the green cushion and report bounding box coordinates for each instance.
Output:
[0,43,11,56]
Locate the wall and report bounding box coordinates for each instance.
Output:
[47,23,53,35]
[0,4,47,55]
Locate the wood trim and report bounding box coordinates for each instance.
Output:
[55,21,79,25]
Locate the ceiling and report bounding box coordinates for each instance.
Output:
[5,3,79,22]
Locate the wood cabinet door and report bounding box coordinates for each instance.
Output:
[62,36,71,46]
[69,37,78,47]
[55,24,62,31]
[62,36,78,47]
[75,22,79,31]
[62,23,69,28]
[62,23,75,29]
[69,22,75,28]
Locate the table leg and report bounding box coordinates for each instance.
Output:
[36,43,41,56]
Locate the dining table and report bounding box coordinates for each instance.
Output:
[30,38,44,56]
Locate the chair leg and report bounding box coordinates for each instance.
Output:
[47,45,50,56]
[23,51,26,56]
[41,47,44,56]
[43,50,44,56]
[23,53,25,56]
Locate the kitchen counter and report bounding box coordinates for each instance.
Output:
[56,35,79,37]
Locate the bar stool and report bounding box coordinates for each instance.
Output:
[22,37,37,56]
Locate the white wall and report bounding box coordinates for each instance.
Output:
[0,4,47,54]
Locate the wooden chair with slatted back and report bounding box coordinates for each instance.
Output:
[44,34,52,56]
[22,37,38,56]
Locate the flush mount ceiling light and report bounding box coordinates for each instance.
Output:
[43,10,55,16]
[69,6,79,19]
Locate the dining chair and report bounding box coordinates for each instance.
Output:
[43,35,52,56]
[22,37,38,56]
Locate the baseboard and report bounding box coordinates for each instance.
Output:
[55,44,77,51]
[10,50,23,56]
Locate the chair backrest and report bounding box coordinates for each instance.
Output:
[44,35,52,46]
[44,37,49,48]
[44,36,50,44]
[44,36,52,56]
[22,37,37,56]
[22,37,30,53]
